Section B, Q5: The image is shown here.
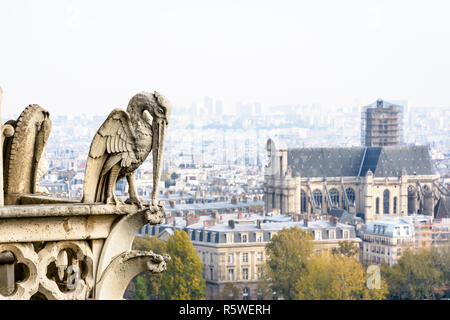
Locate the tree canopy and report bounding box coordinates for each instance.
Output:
[264,227,388,300]
[295,252,388,300]
[331,240,360,258]
[220,283,241,300]
[264,227,314,300]
[381,246,450,300]
[126,231,206,300]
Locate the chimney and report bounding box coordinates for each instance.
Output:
[185,213,199,227]
[211,210,220,223]
[203,219,216,228]
[228,219,235,229]
[330,216,337,226]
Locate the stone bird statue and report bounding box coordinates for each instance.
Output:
[82,91,171,208]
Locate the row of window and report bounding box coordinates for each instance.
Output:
[375,190,397,214]
[314,229,350,240]
[364,236,393,245]
[367,245,390,255]
[225,232,268,244]
[226,252,264,264]
[201,251,264,265]
[300,188,356,211]
[227,267,263,281]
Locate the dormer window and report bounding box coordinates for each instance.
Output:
[314,230,322,240]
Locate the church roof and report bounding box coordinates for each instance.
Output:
[287,145,434,178]
[288,147,364,178]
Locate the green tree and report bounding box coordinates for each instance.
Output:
[134,275,149,300]
[127,235,166,300]
[127,232,205,300]
[331,241,360,258]
[220,283,240,300]
[159,229,206,300]
[256,265,276,300]
[294,252,388,300]
[381,247,449,300]
[264,227,314,300]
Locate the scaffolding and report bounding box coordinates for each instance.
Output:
[361,99,404,147]
[413,220,450,249]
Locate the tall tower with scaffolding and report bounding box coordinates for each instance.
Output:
[361,99,404,147]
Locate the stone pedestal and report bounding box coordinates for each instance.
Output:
[0,195,169,300]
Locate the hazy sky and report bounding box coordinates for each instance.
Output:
[1,0,449,116]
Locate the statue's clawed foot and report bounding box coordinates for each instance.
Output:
[125,196,149,210]
[106,194,124,206]
[145,204,164,225]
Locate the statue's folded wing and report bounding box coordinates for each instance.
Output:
[82,109,138,203]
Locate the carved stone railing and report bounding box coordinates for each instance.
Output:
[0,194,169,300]
[0,89,172,299]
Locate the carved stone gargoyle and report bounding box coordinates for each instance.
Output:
[82,91,172,210]
[2,105,52,205]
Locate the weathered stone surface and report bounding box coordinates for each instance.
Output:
[95,250,170,300]
[3,105,51,205]
[0,200,143,218]
[95,205,165,285]
[0,91,172,300]
[82,91,171,208]
[0,215,116,243]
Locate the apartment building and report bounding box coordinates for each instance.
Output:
[141,212,359,300]
[362,218,415,266]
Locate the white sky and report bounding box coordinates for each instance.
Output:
[1,0,450,116]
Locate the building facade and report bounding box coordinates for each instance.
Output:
[362,219,414,266]
[264,138,441,223]
[361,216,450,266]
[141,213,359,300]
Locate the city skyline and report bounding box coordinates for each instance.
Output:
[1,0,450,117]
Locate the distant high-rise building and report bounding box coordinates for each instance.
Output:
[254,103,262,116]
[190,103,199,117]
[204,96,213,115]
[215,99,223,116]
[361,99,404,147]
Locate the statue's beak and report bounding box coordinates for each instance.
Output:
[152,117,168,206]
